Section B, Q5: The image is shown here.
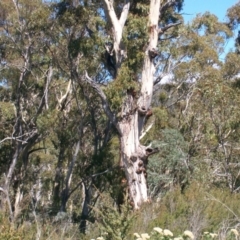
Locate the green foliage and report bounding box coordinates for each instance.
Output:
[92,194,135,240]
[153,108,169,130]
[0,210,85,240]
[148,182,240,239]
[0,101,15,122]
[147,129,190,198]
[227,1,240,29]
[123,12,148,72]
[0,213,30,240]
[105,64,139,111]
[160,0,184,24]
[1,0,240,239]
[224,52,240,79]
[192,12,232,37]
[140,107,170,146]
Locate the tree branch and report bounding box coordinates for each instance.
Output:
[102,0,129,67]
[84,71,122,135]
[68,165,120,197]
[160,0,178,15]
[140,121,154,140]
[103,0,130,29]
[34,65,53,119]
[0,187,6,194]
[103,0,120,31]
[119,1,130,28]
[0,136,28,144]
[0,186,14,221]
[28,147,46,155]
[158,21,182,35]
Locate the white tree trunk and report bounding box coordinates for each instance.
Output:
[119,113,149,209]
[87,0,161,209]
[117,0,161,209]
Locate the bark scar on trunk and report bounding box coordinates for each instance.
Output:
[138,106,148,116]
[146,147,159,157]
[130,154,138,162]
[148,48,159,59]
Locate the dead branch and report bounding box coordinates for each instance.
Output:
[0,136,28,144]
[158,21,182,35]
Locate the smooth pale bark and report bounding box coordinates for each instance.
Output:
[118,0,161,209]
[103,0,130,66]
[95,0,161,209]
[60,141,80,212]
[85,0,174,209]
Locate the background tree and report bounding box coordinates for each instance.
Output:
[0,0,55,222]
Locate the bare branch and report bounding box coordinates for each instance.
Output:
[56,79,72,111]
[119,1,130,28]
[102,0,129,67]
[140,121,154,140]
[158,21,182,34]
[103,0,120,31]
[28,147,46,155]
[65,141,80,189]
[0,187,6,194]
[69,165,120,197]
[44,66,53,110]
[0,136,28,144]
[11,0,20,21]
[159,35,179,41]
[103,0,130,29]
[34,65,53,119]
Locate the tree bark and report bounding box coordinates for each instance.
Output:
[79,181,91,233]
[119,0,161,209]
[84,0,162,209]
[60,141,80,212]
[114,0,160,209]
[103,0,130,69]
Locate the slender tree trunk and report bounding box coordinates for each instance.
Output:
[79,182,91,233]
[3,144,21,221]
[60,141,80,212]
[52,144,65,212]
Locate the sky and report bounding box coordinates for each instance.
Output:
[182,0,238,22]
[182,0,239,57]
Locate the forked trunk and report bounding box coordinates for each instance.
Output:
[119,77,158,209]
[87,0,161,209]
[118,0,161,209]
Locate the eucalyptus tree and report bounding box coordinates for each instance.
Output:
[41,2,122,233]
[74,0,184,209]
[45,0,184,211]
[0,0,55,221]
[227,1,240,56]
[157,11,240,192]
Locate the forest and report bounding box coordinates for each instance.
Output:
[1,0,240,239]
